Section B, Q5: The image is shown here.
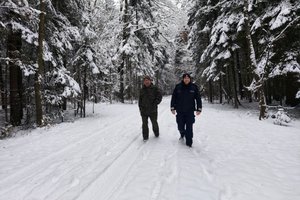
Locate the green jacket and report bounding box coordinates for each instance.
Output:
[138,84,162,115]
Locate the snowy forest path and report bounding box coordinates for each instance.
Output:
[74,98,224,200]
[74,98,181,200]
[0,102,149,200]
[0,97,300,200]
[0,110,136,187]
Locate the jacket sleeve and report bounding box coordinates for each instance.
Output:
[194,85,202,112]
[155,87,162,105]
[170,86,177,110]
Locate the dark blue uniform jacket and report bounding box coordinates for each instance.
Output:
[171,81,202,113]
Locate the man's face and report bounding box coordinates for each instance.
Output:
[183,76,191,85]
[144,79,151,87]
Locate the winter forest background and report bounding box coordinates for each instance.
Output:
[0,0,299,135]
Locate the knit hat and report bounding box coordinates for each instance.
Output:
[182,73,191,79]
[143,75,151,81]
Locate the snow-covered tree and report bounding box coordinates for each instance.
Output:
[0,0,40,125]
[0,0,82,125]
[188,0,300,117]
[116,0,169,102]
[188,0,244,106]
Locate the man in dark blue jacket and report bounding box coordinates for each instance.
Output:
[170,73,202,147]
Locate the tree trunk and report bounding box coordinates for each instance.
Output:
[259,86,267,120]
[266,79,272,105]
[83,65,87,117]
[7,25,23,126]
[226,65,232,103]
[35,0,45,126]
[119,0,130,103]
[219,73,223,104]
[244,0,266,120]
[208,80,213,103]
[232,51,241,108]
[76,67,83,117]
[135,70,139,99]
[244,50,253,102]
[119,62,125,103]
[236,51,244,99]
[129,59,134,103]
[0,62,5,109]
[4,60,8,122]
[109,67,112,104]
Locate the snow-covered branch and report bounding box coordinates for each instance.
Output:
[0,6,41,15]
[130,25,158,33]
[0,57,20,62]
[296,91,300,99]
[272,16,300,43]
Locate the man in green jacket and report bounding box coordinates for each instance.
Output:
[138,75,162,141]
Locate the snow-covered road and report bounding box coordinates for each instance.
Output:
[0,97,300,200]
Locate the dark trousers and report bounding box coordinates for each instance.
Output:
[141,112,159,139]
[176,111,195,146]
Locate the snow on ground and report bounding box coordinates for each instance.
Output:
[0,96,300,200]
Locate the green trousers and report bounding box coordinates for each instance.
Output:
[141,112,159,139]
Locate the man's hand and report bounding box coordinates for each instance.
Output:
[171,110,176,115]
[196,111,201,116]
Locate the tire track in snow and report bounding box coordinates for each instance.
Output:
[149,148,179,200]
[74,100,171,200]
[155,110,230,200]
[73,129,152,200]
[147,107,180,200]
[106,103,180,200]
[192,122,234,200]
[0,111,140,199]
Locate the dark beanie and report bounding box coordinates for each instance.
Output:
[182,73,191,79]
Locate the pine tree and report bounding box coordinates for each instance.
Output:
[8,25,23,126]
[35,0,45,126]
[117,0,169,102]
[188,0,300,116]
